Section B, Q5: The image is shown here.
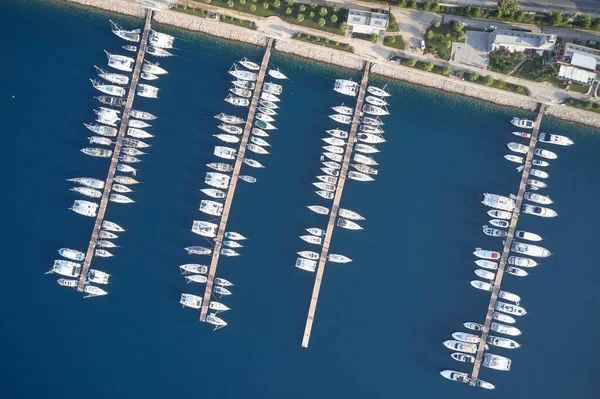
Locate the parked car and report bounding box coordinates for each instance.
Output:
[420,40,426,50]
[488,25,498,30]
[511,28,532,32]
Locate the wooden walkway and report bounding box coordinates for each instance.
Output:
[301,62,371,348]
[77,10,153,291]
[199,38,275,321]
[469,103,546,384]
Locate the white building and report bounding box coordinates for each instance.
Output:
[490,29,556,54]
[557,43,600,85]
[346,9,389,35]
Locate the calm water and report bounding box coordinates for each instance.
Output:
[1,1,599,398]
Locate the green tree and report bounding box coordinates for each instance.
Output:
[319,7,328,17]
[407,57,417,67]
[286,7,292,14]
[227,0,234,7]
[331,14,338,23]
[370,34,379,43]
[287,0,294,5]
[309,1,318,9]
[408,0,417,9]
[516,86,525,94]
[318,17,326,26]
[453,21,464,32]
[473,7,484,18]
[495,80,507,89]
[333,4,339,12]
[204,0,211,3]
[581,13,593,28]
[457,31,466,41]
[299,4,306,11]
[469,72,479,81]
[297,13,304,22]
[423,2,431,11]
[398,0,407,6]
[442,66,452,76]
[497,0,518,17]
[549,10,564,26]
[273,0,281,8]
[324,38,329,43]
[514,10,525,22]
[431,1,440,12]
[426,29,434,39]
[340,21,348,30]
[263,1,269,8]
[295,32,301,38]
[433,20,441,28]
[250,3,257,10]
[309,11,315,18]
[483,75,494,86]
[424,62,434,71]
[445,39,452,49]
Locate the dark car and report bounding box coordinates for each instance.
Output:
[511,28,532,32]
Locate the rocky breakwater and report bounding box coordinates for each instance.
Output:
[545,104,600,129]
[65,0,144,17]
[371,63,538,112]
[274,40,363,71]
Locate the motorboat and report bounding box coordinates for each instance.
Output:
[307,205,329,215]
[483,353,511,371]
[492,311,516,324]
[185,275,208,284]
[362,104,389,116]
[507,255,537,267]
[482,225,507,238]
[94,66,129,85]
[353,153,378,166]
[443,340,477,354]
[180,293,203,309]
[200,200,224,217]
[239,175,257,183]
[530,168,549,179]
[192,221,218,237]
[221,249,239,257]
[268,69,287,79]
[141,72,159,81]
[321,167,340,177]
[207,162,234,172]
[534,148,557,159]
[491,322,521,336]
[481,193,516,211]
[539,132,573,146]
[489,219,509,228]
[487,209,511,219]
[137,84,159,98]
[298,251,320,260]
[317,175,338,184]
[350,163,377,175]
[105,50,134,72]
[511,241,551,258]
[333,79,358,96]
[328,254,351,263]
[82,147,112,158]
[314,190,332,198]
[252,128,269,137]
[84,123,118,137]
[323,152,342,162]
[225,232,247,240]
[439,370,470,384]
[516,230,542,242]
[215,113,245,125]
[48,260,82,278]
[307,228,325,237]
[504,154,523,164]
[296,257,317,272]
[533,159,550,167]
[102,220,124,232]
[114,176,139,185]
[214,134,240,144]
[87,269,110,284]
[510,117,534,129]
[332,105,353,115]
[337,218,363,230]
[128,119,151,129]
[99,231,118,240]
[127,128,153,139]
[473,248,500,260]
[326,129,349,139]
[354,143,379,154]
[475,269,495,280]
[507,142,528,154]
[232,80,256,90]
[524,192,553,204]
[95,249,113,258]
[259,99,278,109]
[200,188,227,199]
[258,106,277,116]
[512,131,531,138]
[357,133,385,144]
[322,161,341,169]
[496,301,527,316]
[57,278,78,288]
[214,146,237,160]
[250,136,270,147]
[209,301,230,312]
[70,200,98,217]
[498,290,521,304]
[361,116,384,126]
[263,82,283,95]
[229,64,257,81]
[261,92,280,102]
[179,264,208,274]
[329,114,352,124]
[471,280,492,291]
[527,178,547,189]
[451,353,475,363]
[506,266,528,277]
[206,313,228,329]
[122,44,137,52]
[116,164,137,175]
[300,235,322,245]
[255,120,277,130]
[109,193,134,204]
[184,246,212,255]
[243,158,264,168]
[487,336,520,349]
[58,248,85,262]
[71,186,102,198]
[523,204,557,217]
[452,332,480,343]
[365,95,388,106]
[110,21,140,42]
[142,60,167,75]
[83,285,108,298]
[67,177,105,189]
[247,143,269,155]
[475,259,497,270]
[338,208,364,221]
[322,137,345,146]
[214,278,233,287]
[463,322,483,332]
[323,145,344,155]
[230,87,252,98]
[88,136,113,146]
[223,241,243,248]
[367,85,390,97]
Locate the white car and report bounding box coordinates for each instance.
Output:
[420,40,426,50]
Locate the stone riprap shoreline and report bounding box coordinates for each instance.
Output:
[64,0,600,129]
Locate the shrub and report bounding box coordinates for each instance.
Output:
[549,10,564,26]
[431,1,440,12]
[442,66,452,76]
[340,21,348,30]
[433,20,441,28]
[407,57,417,67]
[514,10,525,22]
[495,80,507,89]
[497,0,518,17]
[250,3,256,10]
[387,35,396,43]
[299,4,306,11]
[423,2,431,11]
[286,7,292,14]
[516,86,525,94]
[318,17,326,27]
[287,0,294,5]
[580,13,592,29]
[426,29,434,39]
[295,32,301,37]
[445,40,452,49]
[315,37,320,41]
[469,72,479,81]
[204,0,211,3]
[333,4,339,12]
[227,0,234,7]
[335,41,340,46]
[483,75,494,86]
[309,1,318,9]
[319,7,328,17]
[263,1,269,9]
[453,21,464,32]
[297,13,304,22]
[457,31,466,41]
[472,7,483,18]
[324,38,329,43]
[273,0,281,8]
[424,62,434,72]
[309,11,315,19]
[370,34,379,43]
[408,0,417,9]
[398,0,407,6]
[331,14,338,23]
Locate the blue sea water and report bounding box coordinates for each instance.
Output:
[1,1,599,398]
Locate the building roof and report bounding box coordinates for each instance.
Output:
[492,29,556,50]
[571,53,597,71]
[347,9,389,29]
[558,65,597,84]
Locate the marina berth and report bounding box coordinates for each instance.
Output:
[123,138,149,148]
[307,205,329,215]
[110,20,140,42]
[268,68,287,79]
[533,159,549,167]
[258,106,277,116]
[337,218,363,230]
[504,154,524,163]
[179,264,209,274]
[357,133,385,144]
[322,137,346,146]
[263,82,283,95]
[130,109,156,121]
[511,241,551,258]
[95,66,130,85]
[487,336,520,349]
[239,57,260,71]
[215,113,245,125]
[510,117,535,129]
[180,293,203,309]
[218,124,243,135]
[539,132,574,146]
[354,143,379,154]
[498,290,521,303]
[233,80,256,90]
[255,113,275,123]
[206,313,228,329]
[361,116,384,126]
[365,95,388,106]
[496,301,527,316]
[367,85,390,97]
[192,221,219,238]
[523,204,557,217]
[95,107,121,126]
[123,44,137,52]
[328,254,352,263]
[127,128,153,139]
[119,155,141,163]
[70,200,98,217]
[443,340,477,354]
[214,278,233,287]
[57,278,78,288]
[116,164,137,175]
[487,209,512,219]
[250,137,270,147]
[359,124,384,134]
[185,275,208,284]
[137,84,159,98]
[492,311,516,324]
[97,240,118,248]
[512,131,531,138]
[326,128,349,139]
[59,248,85,261]
[71,186,102,198]
[489,219,509,228]
[475,259,498,270]
[507,142,529,154]
[527,178,547,189]
[362,104,389,116]
[332,104,353,115]
[508,256,538,267]
[200,200,224,216]
[214,134,240,144]
[128,119,151,128]
[214,146,237,160]
[322,145,343,154]
[475,269,495,280]
[296,257,317,272]
[49,260,82,278]
[221,249,240,257]
[530,168,549,179]
[223,241,243,248]
[109,194,134,204]
[102,220,124,232]
[298,251,320,260]
[329,114,352,124]
[259,99,278,109]
[105,50,135,72]
[214,286,232,296]
[321,167,340,177]
[338,209,365,221]
[440,370,469,384]
[68,177,105,189]
[333,79,359,96]
[483,353,511,371]
[114,176,139,185]
[534,148,557,159]
[87,269,110,284]
[230,87,252,98]
[185,246,213,255]
[452,332,481,343]
[307,228,326,237]
[491,322,522,336]
[471,280,492,291]
[252,128,269,137]
[121,147,145,156]
[463,322,483,332]
[140,72,159,80]
[247,143,269,155]
[149,30,174,48]
[322,161,341,169]
[255,120,276,130]
[239,175,257,183]
[83,285,108,298]
[146,46,173,57]
[82,147,112,158]
[349,171,374,182]
[323,152,342,162]
[481,193,516,211]
[524,192,553,204]
[88,136,113,146]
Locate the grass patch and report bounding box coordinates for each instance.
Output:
[293,32,353,52]
[387,13,399,32]
[489,49,525,74]
[351,32,379,42]
[513,57,560,83]
[424,22,466,60]
[464,72,528,95]
[568,83,591,94]
[219,14,257,29]
[172,4,207,17]
[192,0,348,35]
[383,35,406,50]
[565,98,600,113]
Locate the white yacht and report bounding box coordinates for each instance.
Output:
[127,128,153,139]
[250,136,270,147]
[87,269,110,284]
[109,194,134,204]
[357,133,385,144]
[88,136,113,146]
[539,132,573,146]
[350,163,377,175]
[353,153,378,166]
[333,79,358,96]
[530,168,549,179]
[298,251,320,260]
[471,280,492,291]
[354,143,379,154]
[338,208,364,221]
[527,178,547,189]
[149,30,174,48]
[229,64,257,81]
[105,50,134,72]
[213,134,240,144]
[221,248,240,257]
[141,72,159,81]
[214,286,232,296]
[97,240,117,248]
[533,159,550,167]
[142,60,167,75]
[498,290,521,304]
[322,161,341,169]
[451,353,475,363]
[307,205,329,215]
[491,322,521,336]
[504,154,523,163]
[534,147,558,160]
[475,269,495,280]
[362,115,384,126]
[180,264,208,274]
[487,209,511,219]
[337,218,363,230]
[439,370,470,384]
[510,117,535,129]
[243,158,264,168]
[84,123,118,137]
[129,109,156,120]
[507,142,529,154]
[487,336,520,349]
[463,322,483,332]
[146,45,173,57]
[94,249,112,257]
[239,57,260,70]
[232,80,256,90]
[225,231,247,240]
[137,84,159,98]
[102,220,124,232]
[70,200,98,217]
[483,353,511,371]
[524,192,553,205]
[496,301,527,316]
[362,104,389,116]
[180,293,203,309]
[329,114,352,124]
[206,172,231,189]
[230,87,252,98]
[260,92,280,103]
[516,230,542,242]
[443,340,477,354]
[82,147,112,158]
[247,143,269,155]
[48,260,82,278]
[328,254,352,263]
[323,152,342,162]
[110,20,140,42]
[201,188,226,199]
[512,241,551,257]
[321,167,340,177]
[492,311,516,324]
[268,69,287,79]
[481,193,516,211]
[482,225,507,238]
[71,186,102,198]
[508,256,538,267]
[263,82,283,95]
[207,162,234,172]
[489,219,509,228]
[95,66,129,85]
[83,285,108,298]
[95,107,121,126]
[313,182,336,192]
[185,275,208,284]
[59,248,85,261]
[121,147,145,157]
[116,164,137,175]
[255,120,277,130]
[326,129,349,139]
[507,266,528,277]
[215,113,245,125]
[322,137,346,146]
[523,204,557,217]
[217,124,243,135]
[367,85,390,97]
[192,221,218,238]
[259,99,278,109]
[223,241,243,248]
[475,259,497,270]
[307,228,325,237]
[68,177,105,189]
[215,278,233,287]
[300,235,322,245]
[209,301,231,312]
[332,105,353,115]
[57,278,78,288]
[473,248,500,260]
[128,119,151,129]
[206,313,228,329]
[360,124,384,134]
[214,146,237,160]
[365,96,388,106]
[200,200,224,217]
[452,332,480,343]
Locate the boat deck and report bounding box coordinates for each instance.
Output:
[77,9,153,291]
[301,62,371,348]
[469,103,546,384]
[199,38,275,321]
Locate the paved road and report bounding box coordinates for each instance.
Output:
[445,0,600,14]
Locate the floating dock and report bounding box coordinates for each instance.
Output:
[77,10,153,291]
[469,103,547,384]
[301,62,371,348]
[199,38,275,321]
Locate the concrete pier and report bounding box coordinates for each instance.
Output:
[301,62,371,348]
[77,10,153,291]
[199,38,275,321]
[469,103,546,384]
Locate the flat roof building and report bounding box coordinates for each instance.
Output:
[346,9,389,35]
[491,29,556,54]
[556,43,600,85]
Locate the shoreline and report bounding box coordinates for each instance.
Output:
[62,0,600,128]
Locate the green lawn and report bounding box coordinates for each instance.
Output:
[172,4,207,17]
[383,35,406,50]
[219,14,257,29]
[489,50,525,74]
[568,82,591,94]
[424,23,466,60]
[513,57,560,83]
[565,98,600,113]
